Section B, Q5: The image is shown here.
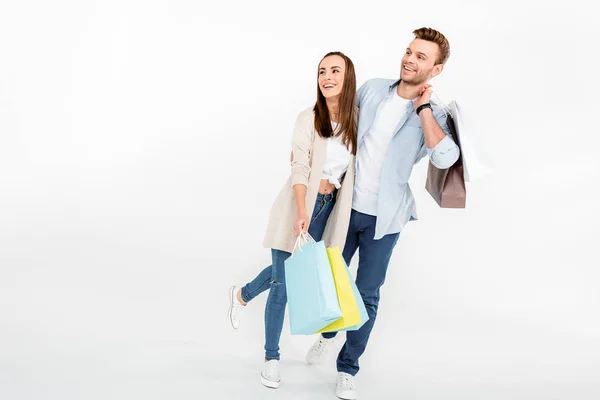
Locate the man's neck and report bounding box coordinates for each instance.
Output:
[396,80,422,101]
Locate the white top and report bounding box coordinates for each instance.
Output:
[353,90,411,216]
[321,122,352,189]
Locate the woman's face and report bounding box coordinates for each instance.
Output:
[318,55,346,100]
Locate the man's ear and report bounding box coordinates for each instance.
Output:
[431,63,444,79]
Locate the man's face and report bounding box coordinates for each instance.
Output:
[400,38,444,85]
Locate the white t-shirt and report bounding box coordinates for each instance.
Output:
[321,122,352,189]
[352,91,411,216]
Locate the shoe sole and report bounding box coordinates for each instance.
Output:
[306,356,320,365]
[306,352,326,365]
[227,285,238,330]
[260,374,280,389]
[336,390,357,400]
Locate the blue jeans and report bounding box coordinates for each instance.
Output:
[241,191,337,361]
[321,209,400,376]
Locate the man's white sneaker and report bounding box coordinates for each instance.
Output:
[227,285,244,330]
[336,372,358,399]
[306,335,335,365]
[260,360,281,389]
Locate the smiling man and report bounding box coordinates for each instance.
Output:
[305,28,460,399]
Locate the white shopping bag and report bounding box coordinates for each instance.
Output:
[445,100,492,182]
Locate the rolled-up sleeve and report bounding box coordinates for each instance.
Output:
[426,107,460,169]
[290,112,313,188]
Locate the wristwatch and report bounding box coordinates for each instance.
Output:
[416,103,432,115]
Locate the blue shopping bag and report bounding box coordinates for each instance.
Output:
[284,233,342,335]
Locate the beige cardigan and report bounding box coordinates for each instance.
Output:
[263,107,355,254]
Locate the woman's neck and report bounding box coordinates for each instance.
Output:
[326,98,340,123]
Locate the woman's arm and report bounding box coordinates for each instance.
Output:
[290,111,313,236]
[292,184,309,236]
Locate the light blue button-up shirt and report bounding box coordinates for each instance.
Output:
[354,78,460,240]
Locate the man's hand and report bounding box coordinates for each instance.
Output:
[413,84,433,110]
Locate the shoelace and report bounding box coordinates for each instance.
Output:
[231,292,244,315]
[338,374,354,389]
[313,338,329,354]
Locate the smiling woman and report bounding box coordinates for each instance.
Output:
[225,51,358,390]
[314,52,358,197]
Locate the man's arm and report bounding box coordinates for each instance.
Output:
[419,106,447,149]
[414,86,459,169]
[355,79,371,108]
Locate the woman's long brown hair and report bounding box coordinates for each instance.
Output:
[313,52,357,155]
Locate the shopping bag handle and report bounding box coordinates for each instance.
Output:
[291,231,317,256]
[303,231,317,244]
[427,88,453,119]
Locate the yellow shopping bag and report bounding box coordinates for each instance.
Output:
[317,247,361,333]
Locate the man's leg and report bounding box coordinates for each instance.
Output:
[321,209,361,340]
[335,213,400,376]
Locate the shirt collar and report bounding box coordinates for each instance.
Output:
[388,79,402,92]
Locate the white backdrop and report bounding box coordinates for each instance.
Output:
[1,1,599,399]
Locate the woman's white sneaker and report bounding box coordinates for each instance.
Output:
[306,335,335,365]
[336,372,358,399]
[227,285,244,330]
[260,360,281,389]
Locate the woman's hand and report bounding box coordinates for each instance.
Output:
[293,210,310,237]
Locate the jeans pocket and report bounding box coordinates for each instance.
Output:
[310,198,326,224]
